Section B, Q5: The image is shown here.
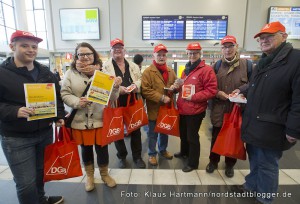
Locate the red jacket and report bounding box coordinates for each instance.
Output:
[177,60,217,115]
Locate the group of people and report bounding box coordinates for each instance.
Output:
[0,21,299,204]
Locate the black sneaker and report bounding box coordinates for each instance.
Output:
[44,196,64,204]
[225,166,234,178]
[206,162,218,173]
[134,158,146,169]
[119,159,126,168]
[174,152,188,159]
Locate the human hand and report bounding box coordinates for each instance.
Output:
[216,91,229,100]
[231,89,241,96]
[79,97,91,108]
[55,119,65,127]
[119,86,127,95]
[17,107,34,118]
[161,95,171,104]
[113,76,122,88]
[286,135,297,143]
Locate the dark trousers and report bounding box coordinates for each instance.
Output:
[179,112,205,168]
[81,144,108,166]
[209,126,237,167]
[114,128,142,161]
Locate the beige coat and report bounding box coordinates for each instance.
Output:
[103,58,142,93]
[141,64,177,120]
[61,69,119,130]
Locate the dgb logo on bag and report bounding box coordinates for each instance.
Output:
[107,116,123,137]
[128,108,144,131]
[46,152,73,176]
[157,115,177,130]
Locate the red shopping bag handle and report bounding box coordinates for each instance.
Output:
[126,92,137,107]
[55,126,71,144]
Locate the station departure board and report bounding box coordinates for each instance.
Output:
[142,15,228,40]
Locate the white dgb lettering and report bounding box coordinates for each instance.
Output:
[158,122,171,130]
[129,120,141,129]
[50,167,66,174]
[109,128,121,136]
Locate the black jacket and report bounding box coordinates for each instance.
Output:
[0,57,65,137]
[242,43,300,151]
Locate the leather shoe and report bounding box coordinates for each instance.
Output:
[119,159,126,169]
[225,166,234,178]
[134,158,146,169]
[206,162,218,173]
[174,152,188,159]
[160,151,173,160]
[182,165,196,172]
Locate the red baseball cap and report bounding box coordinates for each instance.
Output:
[110,38,124,47]
[10,30,43,43]
[154,44,168,53]
[254,21,286,38]
[221,35,237,45]
[186,42,202,50]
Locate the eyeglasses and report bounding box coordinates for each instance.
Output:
[221,44,236,50]
[187,52,200,56]
[77,53,94,58]
[257,34,276,42]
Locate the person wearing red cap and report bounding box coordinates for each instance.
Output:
[206,35,253,178]
[103,38,146,169]
[234,21,300,204]
[141,44,177,166]
[172,42,217,172]
[0,30,65,204]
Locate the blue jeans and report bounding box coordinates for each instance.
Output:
[1,128,53,204]
[244,144,283,204]
[147,120,168,156]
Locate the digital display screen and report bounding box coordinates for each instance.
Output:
[60,8,100,40]
[268,6,300,40]
[142,15,228,40]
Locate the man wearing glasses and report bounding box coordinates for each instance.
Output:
[206,35,253,178]
[172,42,217,172]
[103,38,146,169]
[236,21,300,204]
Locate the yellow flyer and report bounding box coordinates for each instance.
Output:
[24,83,57,121]
[87,70,115,105]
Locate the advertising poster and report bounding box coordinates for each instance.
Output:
[24,83,57,121]
[87,70,115,105]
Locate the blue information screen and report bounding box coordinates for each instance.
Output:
[142,15,228,40]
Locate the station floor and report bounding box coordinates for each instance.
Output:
[0,111,300,204]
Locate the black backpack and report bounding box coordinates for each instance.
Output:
[214,59,253,79]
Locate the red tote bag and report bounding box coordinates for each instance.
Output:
[154,101,180,137]
[123,93,148,135]
[212,104,246,160]
[44,126,83,182]
[100,101,124,146]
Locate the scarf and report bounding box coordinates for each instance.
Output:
[222,53,240,74]
[257,41,286,71]
[153,60,168,84]
[184,58,201,76]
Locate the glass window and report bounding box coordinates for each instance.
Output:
[0,6,4,25]
[34,10,45,31]
[2,0,13,6]
[26,10,35,31]
[0,25,6,46]
[3,4,15,29]
[33,0,43,9]
[36,31,47,49]
[25,0,33,10]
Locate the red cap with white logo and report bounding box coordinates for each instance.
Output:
[10,30,43,43]
[153,44,168,53]
[186,42,202,50]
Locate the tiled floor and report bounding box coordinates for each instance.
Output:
[1,112,300,204]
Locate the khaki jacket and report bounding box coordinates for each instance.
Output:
[141,64,177,120]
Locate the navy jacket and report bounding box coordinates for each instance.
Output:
[242,43,300,151]
[0,57,65,137]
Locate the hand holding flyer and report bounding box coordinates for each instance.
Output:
[229,93,247,103]
[125,84,137,93]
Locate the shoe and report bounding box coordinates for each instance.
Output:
[119,159,126,168]
[230,185,248,194]
[225,166,234,178]
[206,162,218,173]
[160,151,173,160]
[134,158,146,168]
[174,152,188,159]
[43,196,64,204]
[148,156,158,166]
[182,165,196,172]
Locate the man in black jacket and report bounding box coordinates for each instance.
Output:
[239,22,300,204]
[0,30,65,204]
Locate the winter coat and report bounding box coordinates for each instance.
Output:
[0,57,65,137]
[242,43,300,151]
[177,60,217,115]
